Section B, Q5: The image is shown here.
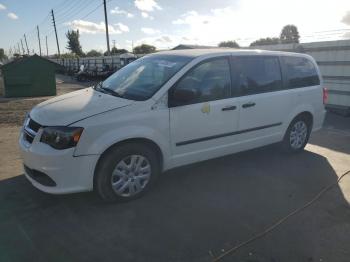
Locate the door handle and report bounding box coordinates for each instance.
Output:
[242,102,256,108]
[222,105,237,111]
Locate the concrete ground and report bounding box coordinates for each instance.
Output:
[0,107,349,261]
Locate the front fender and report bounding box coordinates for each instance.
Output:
[78,125,169,156]
[73,106,171,169]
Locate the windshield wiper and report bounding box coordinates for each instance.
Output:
[100,87,124,98]
[93,82,124,98]
[93,82,103,91]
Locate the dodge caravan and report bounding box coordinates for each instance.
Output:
[19,49,326,201]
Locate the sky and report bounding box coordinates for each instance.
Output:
[0,0,350,55]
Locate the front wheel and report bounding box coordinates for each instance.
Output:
[94,143,160,202]
[282,116,311,153]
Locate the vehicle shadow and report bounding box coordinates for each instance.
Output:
[0,145,349,262]
[309,111,350,154]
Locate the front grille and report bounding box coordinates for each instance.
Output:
[23,117,42,144]
[28,118,41,132]
[24,165,56,187]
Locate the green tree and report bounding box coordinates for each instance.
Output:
[280,25,300,44]
[0,48,8,61]
[250,37,280,47]
[133,44,156,54]
[218,41,239,48]
[111,46,128,55]
[104,47,129,56]
[60,53,78,59]
[86,49,102,57]
[66,30,84,56]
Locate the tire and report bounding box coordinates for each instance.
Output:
[282,116,312,153]
[94,143,160,202]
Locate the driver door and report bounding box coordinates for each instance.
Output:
[168,57,240,164]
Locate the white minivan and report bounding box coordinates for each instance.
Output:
[19,49,326,201]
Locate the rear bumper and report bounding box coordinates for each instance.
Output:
[313,109,326,132]
[326,104,350,116]
[19,130,99,194]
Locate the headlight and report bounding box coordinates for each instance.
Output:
[40,126,84,150]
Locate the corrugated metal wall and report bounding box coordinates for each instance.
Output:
[250,40,350,110]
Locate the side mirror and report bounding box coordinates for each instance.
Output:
[170,88,200,107]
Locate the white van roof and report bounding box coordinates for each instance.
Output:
[155,48,311,59]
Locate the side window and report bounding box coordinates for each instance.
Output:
[172,58,231,105]
[232,56,283,95]
[282,56,320,88]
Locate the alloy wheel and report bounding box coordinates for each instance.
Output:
[111,155,151,197]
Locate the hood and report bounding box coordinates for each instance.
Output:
[30,88,133,126]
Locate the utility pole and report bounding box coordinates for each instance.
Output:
[51,9,60,57]
[112,40,116,48]
[103,0,110,55]
[20,39,25,55]
[37,25,42,56]
[45,36,48,57]
[23,34,29,54]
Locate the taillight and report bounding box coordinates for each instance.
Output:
[323,87,328,104]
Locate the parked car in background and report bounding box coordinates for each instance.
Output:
[19,49,326,201]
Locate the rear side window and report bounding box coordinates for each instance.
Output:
[281,56,320,88]
[231,56,283,95]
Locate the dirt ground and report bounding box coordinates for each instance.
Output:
[0,79,350,262]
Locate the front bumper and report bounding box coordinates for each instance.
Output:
[19,129,99,194]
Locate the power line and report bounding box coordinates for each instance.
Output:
[79,2,104,20]
[46,1,104,37]
[51,0,71,12]
[54,0,82,16]
[55,0,94,24]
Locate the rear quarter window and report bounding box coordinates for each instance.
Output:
[281,56,320,88]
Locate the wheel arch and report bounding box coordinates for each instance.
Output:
[284,104,315,133]
[283,110,314,142]
[93,137,164,189]
[291,111,314,128]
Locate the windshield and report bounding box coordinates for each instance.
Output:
[100,55,193,101]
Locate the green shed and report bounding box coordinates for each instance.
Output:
[1,55,59,97]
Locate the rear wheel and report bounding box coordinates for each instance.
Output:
[282,116,311,153]
[94,143,160,202]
